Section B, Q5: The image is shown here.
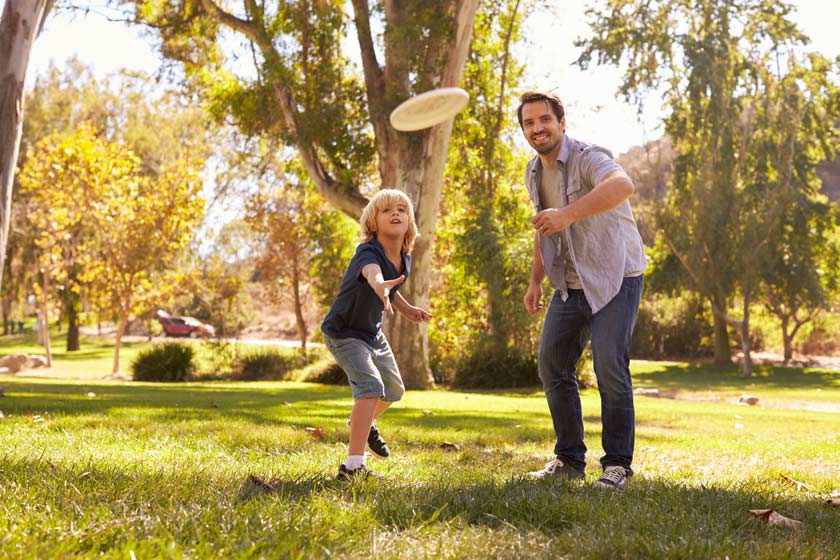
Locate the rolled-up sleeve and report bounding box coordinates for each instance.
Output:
[581,149,623,187]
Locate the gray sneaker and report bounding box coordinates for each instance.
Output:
[594,466,629,490]
[527,458,585,481]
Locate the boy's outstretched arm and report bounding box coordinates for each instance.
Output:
[361,264,404,315]
[393,292,432,323]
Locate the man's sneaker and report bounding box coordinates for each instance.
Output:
[337,463,379,480]
[367,423,390,459]
[527,458,585,481]
[594,466,629,490]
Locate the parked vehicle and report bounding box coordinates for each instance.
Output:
[155,310,215,338]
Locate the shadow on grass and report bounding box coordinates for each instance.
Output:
[633,363,840,391]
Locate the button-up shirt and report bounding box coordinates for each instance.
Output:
[524,134,647,313]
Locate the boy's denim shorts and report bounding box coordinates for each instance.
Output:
[323,332,405,402]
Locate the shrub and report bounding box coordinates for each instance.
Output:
[631,294,714,359]
[304,360,347,385]
[132,343,196,382]
[233,349,310,381]
[453,347,539,389]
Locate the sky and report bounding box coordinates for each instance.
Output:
[27,0,840,157]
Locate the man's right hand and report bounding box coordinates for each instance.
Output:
[523,282,543,314]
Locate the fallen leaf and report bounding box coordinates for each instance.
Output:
[86,392,96,398]
[31,414,45,424]
[209,401,219,408]
[739,395,760,405]
[440,441,460,451]
[633,387,659,396]
[422,409,434,415]
[826,499,840,507]
[248,474,275,491]
[748,509,803,529]
[304,426,324,439]
[283,401,293,406]
[780,474,812,492]
[735,414,742,419]
[0,410,4,418]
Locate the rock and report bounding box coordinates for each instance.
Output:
[0,354,32,373]
[739,394,760,405]
[29,355,48,368]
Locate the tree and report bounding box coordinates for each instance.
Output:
[0,0,53,292]
[433,0,537,382]
[130,0,480,388]
[18,124,124,365]
[90,153,205,374]
[577,0,840,374]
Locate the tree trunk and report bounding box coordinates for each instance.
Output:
[780,315,792,365]
[0,0,52,293]
[64,273,80,351]
[710,295,731,366]
[739,292,752,378]
[40,270,52,367]
[291,256,307,352]
[112,314,128,375]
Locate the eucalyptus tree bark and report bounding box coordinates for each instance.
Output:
[0,0,52,292]
[196,0,479,389]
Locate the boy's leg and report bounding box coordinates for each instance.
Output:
[374,400,392,418]
[348,397,379,455]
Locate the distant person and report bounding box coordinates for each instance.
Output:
[321,189,432,480]
[517,91,646,490]
[18,320,24,334]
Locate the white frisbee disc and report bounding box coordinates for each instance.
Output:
[389,87,469,131]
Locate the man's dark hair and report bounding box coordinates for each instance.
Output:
[516,91,565,129]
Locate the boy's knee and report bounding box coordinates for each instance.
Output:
[385,381,404,402]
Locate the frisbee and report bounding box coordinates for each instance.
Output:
[389,87,469,131]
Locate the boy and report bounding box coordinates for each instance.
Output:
[321,189,432,479]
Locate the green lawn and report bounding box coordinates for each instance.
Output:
[1,361,839,558]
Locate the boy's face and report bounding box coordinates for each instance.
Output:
[374,201,410,240]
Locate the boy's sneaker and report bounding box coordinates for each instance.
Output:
[527,458,585,481]
[594,466,629,490]
[367,423,390,459]
[337,463,379,480]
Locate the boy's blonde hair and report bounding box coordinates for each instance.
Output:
[360,189,418,254]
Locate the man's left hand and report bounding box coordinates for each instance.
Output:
[531,207,573,236]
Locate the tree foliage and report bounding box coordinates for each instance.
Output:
[578,0,840,375]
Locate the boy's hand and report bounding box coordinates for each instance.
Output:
[401,305,432,323]
[373,275,405,315]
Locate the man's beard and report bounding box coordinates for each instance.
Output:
[534,137,559,155]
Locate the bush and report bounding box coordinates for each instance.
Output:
[232,349,310,381]
[453,347,539,389]
[132,343,196,382]
[631,294,714,359]
[304,360,347,385]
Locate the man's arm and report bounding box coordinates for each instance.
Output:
[531,170,634,236]
[524,231,545,314]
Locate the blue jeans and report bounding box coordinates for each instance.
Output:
[538,276,643,473]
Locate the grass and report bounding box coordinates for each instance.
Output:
[1,358,839,558]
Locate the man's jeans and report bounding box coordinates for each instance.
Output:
[538,276,643,473]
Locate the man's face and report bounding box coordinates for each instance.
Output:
[521,101,565,156]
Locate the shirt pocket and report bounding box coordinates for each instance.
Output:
[566,177,583,203]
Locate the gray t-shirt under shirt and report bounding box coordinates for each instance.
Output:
[539,164,582,289]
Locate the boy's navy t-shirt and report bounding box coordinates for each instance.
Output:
[321,239,411,345]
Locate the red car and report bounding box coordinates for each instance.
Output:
[156,310,216,338]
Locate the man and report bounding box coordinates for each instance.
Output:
[518,91,646,490]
